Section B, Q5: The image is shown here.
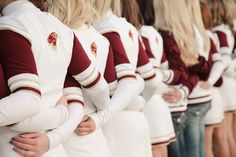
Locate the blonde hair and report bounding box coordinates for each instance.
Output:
[94,0,121,19]
[47,0,98,28]
[154,0,199,66]
[186,0,211,55]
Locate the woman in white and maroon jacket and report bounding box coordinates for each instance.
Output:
[154,0,206,157]
[48,0,145,156]
[93,0,174,156]
[207,0,236,157]
[0,0,111,157]
[200,2,227,157]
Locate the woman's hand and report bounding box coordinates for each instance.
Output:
[57,95,68,107]
[162,88,182,104]
[75,115,96,136]
[11,132,50,157]
[199,81,211,90]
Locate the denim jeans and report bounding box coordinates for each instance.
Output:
[168,112,187,157]
[182,103,211,157]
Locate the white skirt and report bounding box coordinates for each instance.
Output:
[143,94,175,145]
[0,127,68,157]
[63,129,111,157]
[205,87,224,125]
[220,76,236,111]
[103,111,152,157]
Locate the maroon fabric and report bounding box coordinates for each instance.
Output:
[0,63,10,98]
[103,32,131,66]
[214,31,229,47]
[64,73,81,88]
[159,30,199,93]
[0,30,38,80]
[137,38,151,67]
[104,46,117,83]
[141,37,155,59]
[161,51,167,63]
[68,34,92,76]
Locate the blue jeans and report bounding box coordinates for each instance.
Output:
[182,103,211,157]
[168,112,187,157]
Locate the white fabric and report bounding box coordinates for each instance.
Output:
[208,61,224,86]
[193,25,209,60]
[0,91,40,126]
[9,105,68,132]
[47,105,84,149]
[63,129,111,157]
[140,25,163,65]
[205,87,224,125]
[95,10,139,69]
[0,1,77,156]
[143,94,175,144]
[103,111,152,157]
[220,76,236,111]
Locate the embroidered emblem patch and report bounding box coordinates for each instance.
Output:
[47,32,58,49]
[91,42,97,56]
[128,30,133,41]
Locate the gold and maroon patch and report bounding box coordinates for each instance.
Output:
[91,42,97,56]
[128,30,133,41]
[48,32,58,49]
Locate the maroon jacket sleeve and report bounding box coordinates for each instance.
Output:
[0,63,10,98]
[215,31,229,48]
[0,30,40,96]
[142,37,155,59]
[103,32,136,81]
[103,32,131,66]
[104,46,117,83]
[137,39,153,68]
[161,51,167,63]
[160,30,189,84]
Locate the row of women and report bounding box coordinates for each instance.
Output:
[0,0,236,157]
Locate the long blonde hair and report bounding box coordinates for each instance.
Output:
[186,0,211,55]
[94,0,121,19]
[154,0,199,66]
[47,0,98,28]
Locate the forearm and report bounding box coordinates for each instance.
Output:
[208,61,224,86]
[9,105,68,132]
[47,104,84,149]
[0,91,40,126]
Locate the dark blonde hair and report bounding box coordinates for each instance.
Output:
[121,0,143,29]
[207,0,233,28]
[200,2,213,29]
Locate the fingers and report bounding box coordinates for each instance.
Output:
[11,140,36,151]
[12,137,36,146]
[82,115,90,122]
[75,127,91,136]
[13,147,36,157]
[20,132,40,138]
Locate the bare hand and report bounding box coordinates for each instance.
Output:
[75,116,96,136]
[162,88,182,104]
[57,95,68,107]
[199,81,211,90]
[11,132,50,157]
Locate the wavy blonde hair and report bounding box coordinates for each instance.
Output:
[47,0,98,28]
[186,0,210,55]
[94,0,121,19]
[154,0,199,66]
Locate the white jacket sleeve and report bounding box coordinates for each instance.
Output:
[73,64,110,111]
[8,105,68,132]
[0,91,40,126]
[208,61,225,86]
[89,78,139,129]
[47,104,84,149]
